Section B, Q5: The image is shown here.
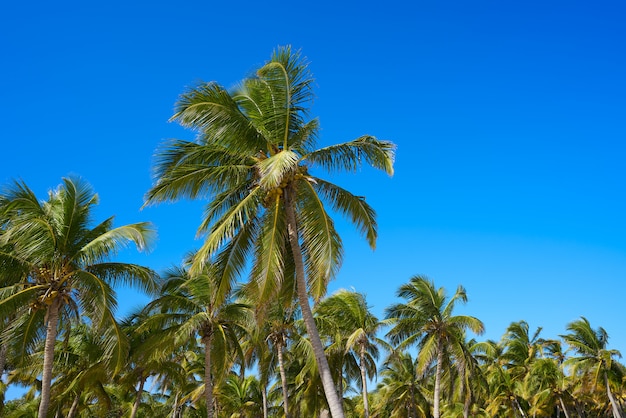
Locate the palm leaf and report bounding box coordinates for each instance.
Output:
[305,135,395,175]
[311,178,378,248]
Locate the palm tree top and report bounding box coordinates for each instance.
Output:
[562,316,622,360]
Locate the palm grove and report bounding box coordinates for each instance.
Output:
[0,47,624,418]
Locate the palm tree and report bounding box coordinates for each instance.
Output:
[374,351,430,418]
[144,46,395,418]
[216,373,265,417]
[45,321,121,417]
[116,311,187,418]
[449,338,489,418]
[501,321,546,382]
[524,356,572,418]
[256,297,299,418]
[562,317,625,418]
[0,177,157,418]
[139,264,251,418]
[315,289,384,418]
[386,276,484,418]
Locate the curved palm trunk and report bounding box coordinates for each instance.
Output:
[38,298,61,418]
[130,374,146,418]
[558,396,571,418]
[277,341,291,418]
[605,373,623,418]
[202,335,214,418]
[359,344,370,418]
[67,392,81,418]
[513,396,527,418]
[171,393,180,418]
[284,190,345,418]
[433,338,443,418]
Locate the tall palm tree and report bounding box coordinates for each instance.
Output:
[144,46,395,418]
[315,289,384,418]
[562,317,625,418]
[0,177,157,418]
[386,276,484,418]
[139,264,251,418]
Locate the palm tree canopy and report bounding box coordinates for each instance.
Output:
[0,177,158,369]
[140,264,251,379]
[562,317,623,378]
[144,46,395,304]
[385,276,484,373]
[315,289,383,358]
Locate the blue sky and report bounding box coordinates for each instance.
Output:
[2,0,625,381]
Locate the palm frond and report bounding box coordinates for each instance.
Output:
[76,223,156,265]
[297,180,342,301]
[311,178,378,248]
[249,196,287,304]
[172,82,264,155]
[146,140,255,205]
[193,187,264,273]
[85,262,159,295]
[305,135,395,175]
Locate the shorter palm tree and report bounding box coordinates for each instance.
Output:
[562,317,625,418]
[386,276,484,418]
[315,289,385,418]
[139,263,251,418]
[216,373,265,417]
[374,351,430,418]
[0,177,157,418]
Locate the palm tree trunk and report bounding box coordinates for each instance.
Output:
[202,335,214,418]
[558,396,571,418]
[38,298,61,418]
[130,375,146,418]
[433,337,444,418]
[67,392,81,418]
[0,342,7,413]
[277,341,291,418]
[171,393,179,418]
[359,344,370,418]
[513,396,527,418]
[256,359,268,418]
[463,390,471,418]
[284,189,345,418]
[575,400,586,418]
[605,373,623,418]
[262,384,268,418]
[410,384,417,418]
[337,356,344,400]
[0,343,7,380]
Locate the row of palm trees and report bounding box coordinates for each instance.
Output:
[1,45,624,417]
[1,240,624,418]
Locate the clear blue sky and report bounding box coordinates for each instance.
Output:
[2,0,625,368]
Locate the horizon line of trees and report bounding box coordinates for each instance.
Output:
[1,230,624,418]
[1,46,624,418]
